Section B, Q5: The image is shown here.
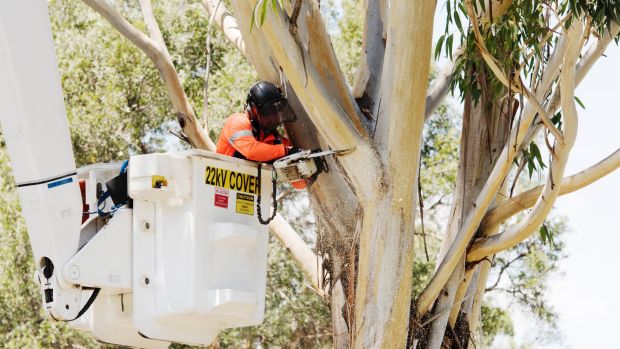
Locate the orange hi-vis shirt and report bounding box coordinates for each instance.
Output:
[216,113,291,162]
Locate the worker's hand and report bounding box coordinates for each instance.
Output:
[287,146,302,155]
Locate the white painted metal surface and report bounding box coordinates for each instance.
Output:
[64,208,133,292]
[0,0,84,321]
[82,293,170,349]
[130,151,271,345]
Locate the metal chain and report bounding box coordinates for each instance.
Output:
[256,162,277,225]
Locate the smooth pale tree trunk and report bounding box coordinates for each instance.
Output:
[353,2,435,348]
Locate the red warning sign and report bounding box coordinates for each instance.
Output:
[214,188,229,208]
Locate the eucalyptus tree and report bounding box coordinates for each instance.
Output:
[63,0,620,348]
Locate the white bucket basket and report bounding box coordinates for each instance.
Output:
[128,150,271,346]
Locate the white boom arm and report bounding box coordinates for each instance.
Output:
[0,0,86,321]
[0,2,271,348]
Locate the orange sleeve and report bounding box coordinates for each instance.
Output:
[228,117,287,162]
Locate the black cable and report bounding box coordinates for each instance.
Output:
[256,162,277,225]
[49,287,101,323]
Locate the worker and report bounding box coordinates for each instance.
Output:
[216,81,301,163]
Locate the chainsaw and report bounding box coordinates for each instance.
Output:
[273,148,353,183]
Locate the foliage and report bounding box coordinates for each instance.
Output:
[441,0,620,105]
[480,305,514,346]
[486,216,567,325]
[50,0,171,164]
[420,106,460,201]
[49,0,255,165]
[329,0,363,86]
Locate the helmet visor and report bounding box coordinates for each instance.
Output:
[257,100,297,131]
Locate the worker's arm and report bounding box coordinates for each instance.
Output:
[228,128,288,162]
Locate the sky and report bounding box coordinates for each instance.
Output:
[432,5,620,348]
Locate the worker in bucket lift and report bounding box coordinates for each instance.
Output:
[216,81,308,189]
[216,81,305,162]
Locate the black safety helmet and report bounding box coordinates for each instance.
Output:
[246,81,296,132]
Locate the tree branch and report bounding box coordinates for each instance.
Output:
[352,0,386,133]
[467,19,583,262]
[519,22,620,152]
[424,52,459,121]
[201,0,249,60]
[303,1,367,136]
[82,0,215,151]
[479,147,620,238]
[137,0,170,56]
[484,252,527,292]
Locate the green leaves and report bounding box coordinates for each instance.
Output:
[446,34,454,59]
[530,142,545,169]
[567,0,620,33]
[522,142,546,179]
[435,35,446,60]
[434,33,455,60]
[251,0,282,31]
[551,111,563,131]
[481,305,514,345]
[574,96,586,109]
[539,222,555,248]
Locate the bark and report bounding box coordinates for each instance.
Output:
[465,180,509,346]
[302,2,366,136]
[352,0,386,133]
[353,3,435,348]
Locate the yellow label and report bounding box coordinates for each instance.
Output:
[205,165,260,195]
[236,193,255,216]
[151,175,168,189]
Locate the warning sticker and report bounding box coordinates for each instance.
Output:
[236,193,255,216]
[205,166,260,195]
[214,188,229,209]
